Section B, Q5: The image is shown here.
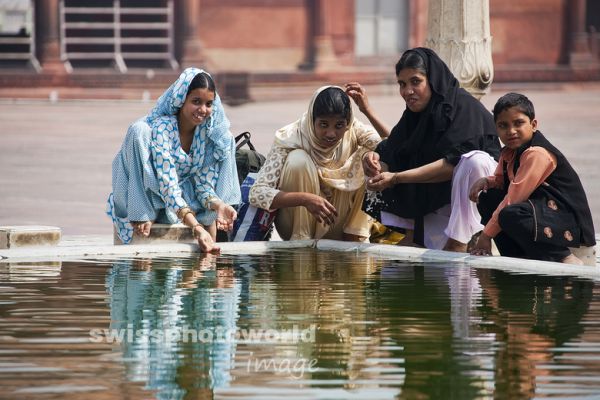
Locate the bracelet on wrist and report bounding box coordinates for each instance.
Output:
[177,206,195,221]
[205,196,220,210]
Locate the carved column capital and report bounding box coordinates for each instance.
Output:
[425,0,493,99]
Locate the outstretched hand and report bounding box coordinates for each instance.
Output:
[215,202,237,232]
[366,172,396,191]
[304,194,338,226]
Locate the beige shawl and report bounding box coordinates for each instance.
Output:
[274,85,375,192]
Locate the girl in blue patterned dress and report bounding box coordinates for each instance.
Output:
[107,68,241,252]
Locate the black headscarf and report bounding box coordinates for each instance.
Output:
[369,48,500,224]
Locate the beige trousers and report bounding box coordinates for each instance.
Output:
[275,149,372,241]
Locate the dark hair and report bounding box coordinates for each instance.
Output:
[312,87,351,123]
[187,71,216,96]
[395,49,427,77]
[493,92,535,122]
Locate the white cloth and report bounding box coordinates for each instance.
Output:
[445,150,497,243]
[381,150,497,249]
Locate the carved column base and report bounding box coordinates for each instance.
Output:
[40,41,65,74]
[570,33,598,68]
[181,40,209,69]
[312,36,339,72]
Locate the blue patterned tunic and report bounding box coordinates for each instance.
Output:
[107,68,241,243]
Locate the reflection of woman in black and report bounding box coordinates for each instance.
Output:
[366,264,487,399]
[477,269,594,398]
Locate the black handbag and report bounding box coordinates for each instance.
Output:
[234,131,266,185]
[528,183,580,247]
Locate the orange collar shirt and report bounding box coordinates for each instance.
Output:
[482,146,557,238]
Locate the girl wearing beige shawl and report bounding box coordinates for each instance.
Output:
[249,86,386,241]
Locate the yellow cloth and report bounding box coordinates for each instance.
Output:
[275,149,372,240]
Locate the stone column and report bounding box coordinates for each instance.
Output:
[180,0,207,68]
[425,0,493,98]
[408,0,428,48]
[303,0,339,71]
[36,0,64,73]
[569,0,595,67]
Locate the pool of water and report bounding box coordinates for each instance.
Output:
[1,249,600,399]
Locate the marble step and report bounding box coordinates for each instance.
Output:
[113,223,198,245]
[0,226,61,249]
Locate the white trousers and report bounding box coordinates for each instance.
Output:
[381,150,497,249]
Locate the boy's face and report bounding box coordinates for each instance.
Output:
[495,106,537,149]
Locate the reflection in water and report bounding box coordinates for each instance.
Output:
[107,255,240,399]
[477,269,595,399]
[1,252,600,399]
[370,264,490,399]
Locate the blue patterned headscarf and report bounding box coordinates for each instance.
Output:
[146,67,232,161]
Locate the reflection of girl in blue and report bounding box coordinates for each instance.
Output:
[106,256,240,399]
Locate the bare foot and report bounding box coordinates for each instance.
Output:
[561,253,584,265]
[443,238,468,253]
[131,221,153,237]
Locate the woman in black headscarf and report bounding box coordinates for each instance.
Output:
[346,47,501,251]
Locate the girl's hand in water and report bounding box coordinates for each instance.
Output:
[193,224,220,253]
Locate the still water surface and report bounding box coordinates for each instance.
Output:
[1,249,600,399]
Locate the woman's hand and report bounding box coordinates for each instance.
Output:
[362,151,381,177]
[193,225,220,253]
[215,202,237,232]
[470,233,493,256]
[131,221,153,237]
[303,193,338,225]
[469,177,489,203]
[367,172,397,191]
[345,82,371,114]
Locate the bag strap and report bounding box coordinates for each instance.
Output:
[235,131,256,151]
